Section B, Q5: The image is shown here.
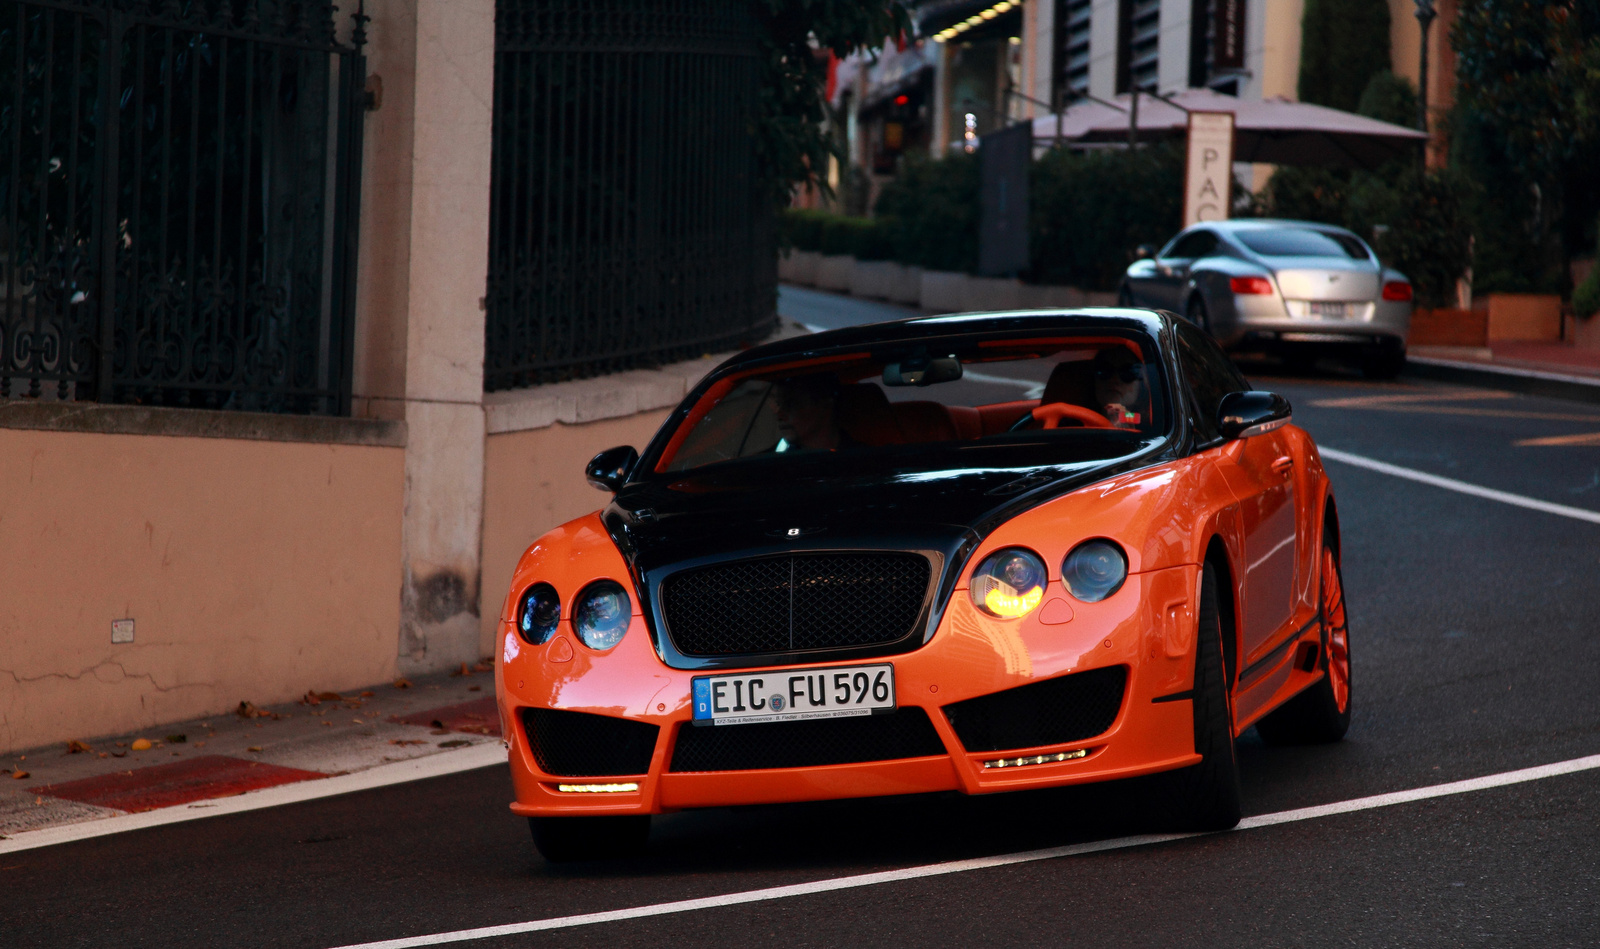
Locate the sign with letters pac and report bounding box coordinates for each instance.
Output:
[1183,111,1235,228]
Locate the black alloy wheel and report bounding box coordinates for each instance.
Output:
[530,815,650,863]
[1154,561,1243,831]
[1185,294,1212,334]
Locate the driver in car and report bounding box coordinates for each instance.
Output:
[771,373,848,451]
[1092,347,1148,429]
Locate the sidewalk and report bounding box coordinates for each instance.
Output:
[1408,340,1600,404]
[1,666,505,849]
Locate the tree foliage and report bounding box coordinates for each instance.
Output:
[1298,0,1392,111]
[1030,143,1184,291]
[749,0,908,205]
[1356,71,1419,129]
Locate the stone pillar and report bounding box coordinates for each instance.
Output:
[354,0,495,673]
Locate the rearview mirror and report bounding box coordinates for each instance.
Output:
[883,355,962,387]
[1217,391,1292,440]
[586,445,639,493]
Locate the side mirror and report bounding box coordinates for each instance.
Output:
[586,445,639,493]
[1217,391,1292,440]
[1133,244,1157,261]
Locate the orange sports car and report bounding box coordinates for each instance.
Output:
[495,309,1351,861]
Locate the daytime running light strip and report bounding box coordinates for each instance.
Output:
[933,0,1018,42]
[555,783,640,793]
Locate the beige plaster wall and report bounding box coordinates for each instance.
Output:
[480,411,672,654]
[0,428,404,754]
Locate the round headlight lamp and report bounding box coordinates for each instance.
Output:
[969,548,1048,618]
[574,580,632,650]
[1061,540,1128,602]
[515,583,561,645]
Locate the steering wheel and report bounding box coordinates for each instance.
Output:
[1009,402,1114,432]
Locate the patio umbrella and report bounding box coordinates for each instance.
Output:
[1029,88,1427,170]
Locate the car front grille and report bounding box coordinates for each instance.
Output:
[668,707,947,772]
[660,552,931,657]
[941,666,1127,753]
[521,708,660,777]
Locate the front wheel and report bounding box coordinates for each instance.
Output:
[1155,562,1242,831]
[530,815,650,863]
[1256,540,1352,744]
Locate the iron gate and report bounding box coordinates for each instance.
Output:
[0,0,366,415]
[485,0,778,391]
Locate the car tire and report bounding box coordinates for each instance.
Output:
[1185,295,1211,334]
[1255,537,1352,745]
[1156,562,1242,831]
[529,815,650,863]
[1360,338,1406,380]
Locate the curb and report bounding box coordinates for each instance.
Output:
[1403,355,1600,405]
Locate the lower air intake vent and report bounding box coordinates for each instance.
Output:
[669,707,947,772]
[942,667,1127,753]
[521,708,659,777]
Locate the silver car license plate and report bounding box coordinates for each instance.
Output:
[691,663,895,726]
[1308,301,1352,318]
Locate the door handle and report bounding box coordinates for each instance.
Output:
[1270,455,1294,475]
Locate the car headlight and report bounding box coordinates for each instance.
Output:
[1061,540,1127,602]
[574,580,631,650]
[515,583,561,645]
[970,548,1047,618]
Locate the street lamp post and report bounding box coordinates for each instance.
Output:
[1413,0,1436,137]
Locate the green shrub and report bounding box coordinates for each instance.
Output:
[1576,261,1600,319]
[1348,167,1475,308]
[1029,142,1184,291]
[819,215,892,259]
[1260,166,1351,225]
[873,153,980,272]
[778,208,831,252]
[1357,71,1419,129]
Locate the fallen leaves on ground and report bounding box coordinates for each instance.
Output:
[359,690,375,698]
[473,661,493,673]
[65,740,92,754]
[449,662,471,677]
[247,746,263,753]
[300,690,343,705]
[437,740,470,748]
[236,701,280,720]
[165,734,186,743]
[468,685,481,692]
[392,677,412,689]
[388,739,427,746]
[130,738,153,751]
[9,770,27,779]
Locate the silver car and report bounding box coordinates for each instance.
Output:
[1118,219,1413,378]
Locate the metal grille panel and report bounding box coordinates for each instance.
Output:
[0,0,366,414]
[942,666,1127,753]
[661,553,931,657]
[521,707,659,777]
[485,0,778,391]
[669,707,946,772]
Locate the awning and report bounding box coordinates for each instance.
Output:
[1028,88,1428,169]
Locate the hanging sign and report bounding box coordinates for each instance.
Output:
[1213,0,1246,71]
[1183,111,1234,227]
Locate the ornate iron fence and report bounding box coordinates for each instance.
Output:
[485,0,778,391]
[0,0,366,415]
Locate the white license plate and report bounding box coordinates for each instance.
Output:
[1308,301,1352,318]
[691,664,895,726]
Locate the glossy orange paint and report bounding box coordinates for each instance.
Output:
[497,425,1339,818]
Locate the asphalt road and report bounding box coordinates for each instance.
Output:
[9,292,1600,948]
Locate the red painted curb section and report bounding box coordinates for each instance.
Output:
[389,697,501,736]
[29,755,328,813]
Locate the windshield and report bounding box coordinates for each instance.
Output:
[655,334,1170,474]
[1237,228,1371,260]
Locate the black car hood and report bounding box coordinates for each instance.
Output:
[601,438,1168,669]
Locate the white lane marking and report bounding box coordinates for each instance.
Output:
[0,743,505,855]
[326,752,1600,949]
[1319,447,1600,526]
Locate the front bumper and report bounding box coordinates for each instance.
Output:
[498,564,1204,816]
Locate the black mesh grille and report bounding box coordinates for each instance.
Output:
[669,707,947,772]
[941,667,1127,753]
[661,553,931,656]
[521,708,660,777]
